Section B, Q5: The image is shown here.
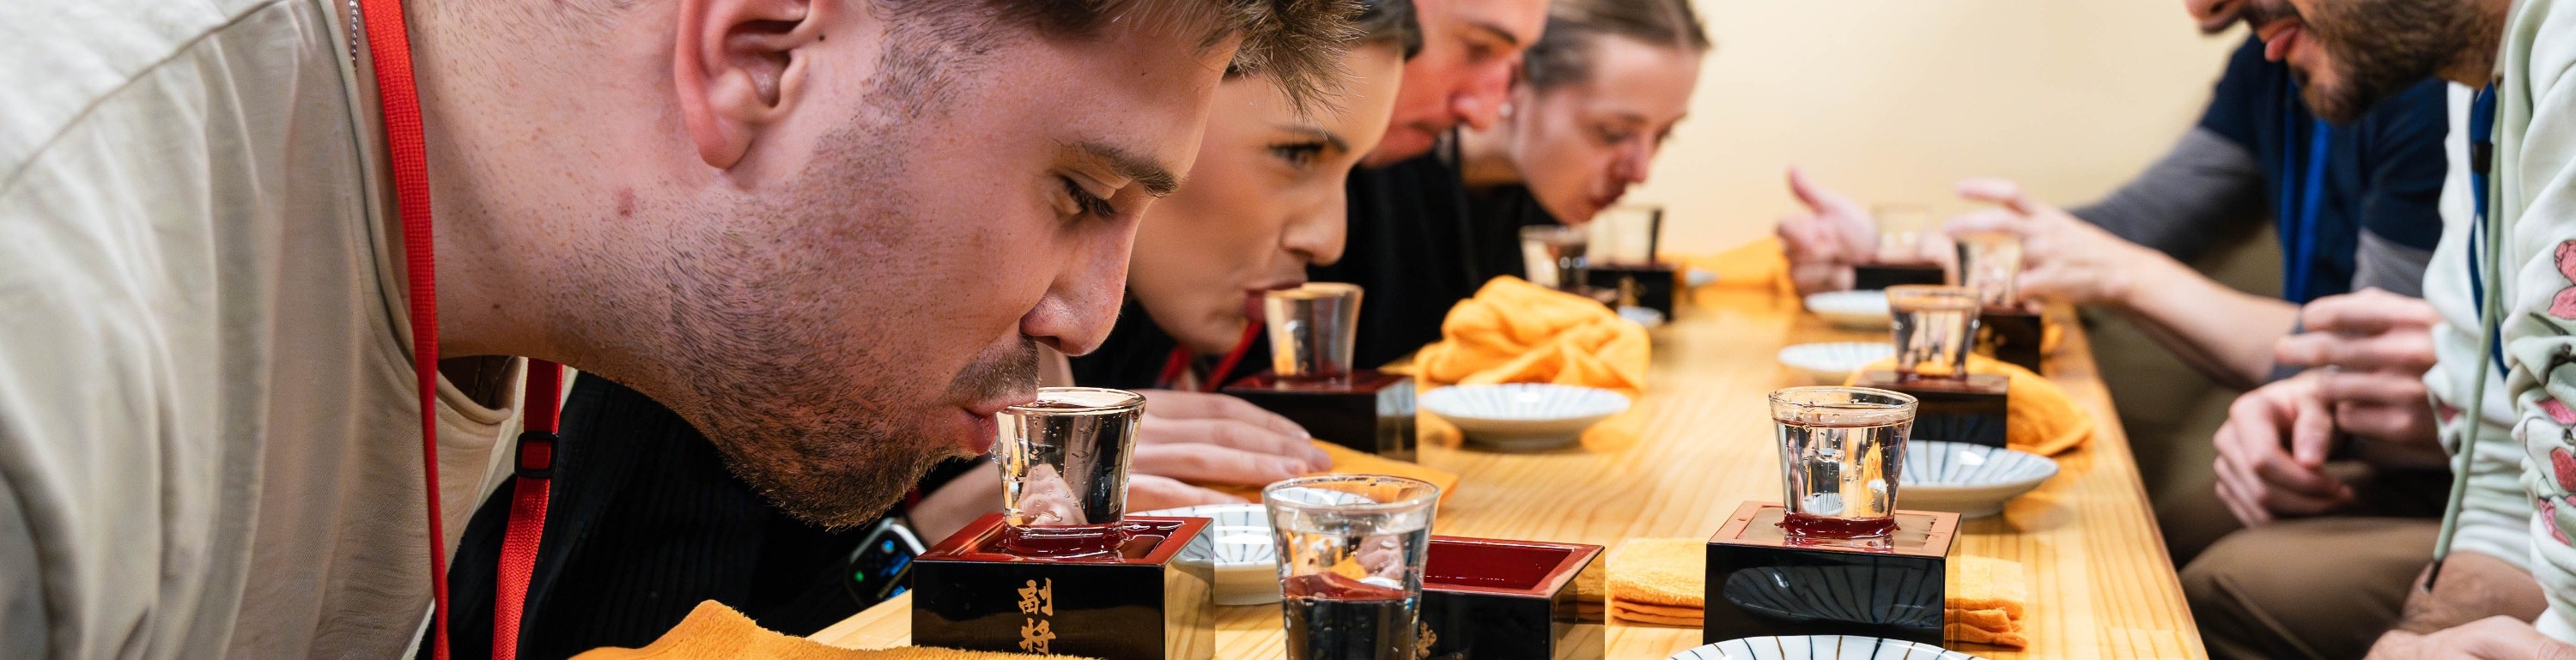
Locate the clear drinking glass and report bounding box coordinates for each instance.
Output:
[1266,282,1364,380]
[1873,203,1935,264]
[1264,475,1441,660]
[1955,231,2022,310]
[1587,205,1663,267]
[1769,386,1918,539]
[1886,285,1980,379]
[1520,225,1590,291]
[995,387,1145,556]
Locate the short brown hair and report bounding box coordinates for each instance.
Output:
[981,0,1363,113]
[1522,0,1712,92]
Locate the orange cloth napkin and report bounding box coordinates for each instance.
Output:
[571,601,1090,660]
[1675,237,1795,298]
[1844,354,2093,456]
[1206,440,1460,505]
[1604,538,1706,627]
[1414,276,1650,397]
[1946,555,2032,648]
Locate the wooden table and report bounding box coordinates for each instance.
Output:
[813,287,2206,659]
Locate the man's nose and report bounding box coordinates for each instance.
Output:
[2184,0,2235,24]
[1619,142,1657,185]
[1287,194,1351,267]
[1453,61,1517,130]
[1024,245,1131,357]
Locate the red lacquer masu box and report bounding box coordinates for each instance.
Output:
[910,513,1215,659]
[1421,536,1605,660]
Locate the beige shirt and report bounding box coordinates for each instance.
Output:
[0,0,523,657]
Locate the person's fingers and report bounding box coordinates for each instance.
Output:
[1787,167,1846,213]
[2275,330,2439,372]
[1940,209,2026,237]
[1777,216,1848,263]
[2209,418,2251,478]
[2298,288,2441,336]
[2288,388,2336,466]
[1953,177,2055,216]
[1196,392,1314,439]
[1145,416,1330,469]
[2257,480,2354,517]
[2335,401,2439,446]
[2221,388,2292,459]
[2210,423,2274,520]
[2212,463,2270,527]
[1126,475,1247,512]
[2315,370,2434,407]
[2254,446,2349,498]
[1131,443,1312,486]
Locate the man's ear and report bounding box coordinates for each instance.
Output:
[674,0,823,169]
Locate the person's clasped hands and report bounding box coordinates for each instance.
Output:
[1126,389,1334,511]
[2209,289,2444,526]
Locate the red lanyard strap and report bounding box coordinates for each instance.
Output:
[354,1,563,657]
[496,361,564,660]
[350,0,449,656]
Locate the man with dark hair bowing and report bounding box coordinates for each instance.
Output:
[0,0,1351,657]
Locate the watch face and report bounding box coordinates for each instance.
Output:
[846,518,925,607]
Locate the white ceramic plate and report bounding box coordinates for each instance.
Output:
[1805,290,1893,330]
[1134,504,1279,605]
[1899,441,2061,518]
[1666,635,1987,660]
[1419,384,1631,450]
[1619,305,1668,329]
[1777,342,1894,384]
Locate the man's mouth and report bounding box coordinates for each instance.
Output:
[2257,20,2304,63]
[957,397,1023,455]
[1590,190,1627,215]
[1244,280,1308,323]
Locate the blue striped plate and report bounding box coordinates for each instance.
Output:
[1804,290,1893,330]
[1419,384,1631,450]
[1135,504,1279,605]
[1897,441,2060,518]
[1777,342,1896,384]
[1667,635,1985,660]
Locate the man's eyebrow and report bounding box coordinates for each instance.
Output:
[1070,141,1182,197]
[1277,124,1351,153]
[1466,21,1522,47]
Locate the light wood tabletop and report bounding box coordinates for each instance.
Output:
[811,286,2207,659]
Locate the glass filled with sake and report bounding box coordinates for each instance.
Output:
[1768,386,1918,539]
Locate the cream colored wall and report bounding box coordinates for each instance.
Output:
[1633,0,2249,254]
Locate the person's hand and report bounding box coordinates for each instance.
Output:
[1777,167,1875,295]
[1944,178,2160,306]
[2367,616,2576,660]
[1121,390,1331,511]
[2275,288,2445,466]
[2210,373,2354,526]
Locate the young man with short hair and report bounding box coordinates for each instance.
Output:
[0,0,1351,657]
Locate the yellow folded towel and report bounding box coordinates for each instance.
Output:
[1846,354,2093,456]
[1944,555,2032,649]
[1605,537,1706,627]
[1675,237,1795,299]
[572,602,1091,660]
[1209,440,1460,505]
[1415,276,1650,397]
